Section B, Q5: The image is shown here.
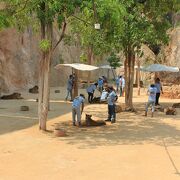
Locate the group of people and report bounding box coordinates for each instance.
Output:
[145,78,163,117]
[67,73,163,126]
[72,84,118,126]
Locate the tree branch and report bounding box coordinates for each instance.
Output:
[14,0,30,14]
[52,20,67,53]
[71,14,92,26]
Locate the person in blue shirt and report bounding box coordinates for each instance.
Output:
[65,75,73,101]
[154,78,163,106]
[86,83,98,103]
[106,86,117,123]
[115,76,120,92]
[145,84,157,117]
[97,77,104,94]
[72,94,85,126]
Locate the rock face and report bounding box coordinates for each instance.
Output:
[162,85,180,99]
[0,26,179,93]
[0,28,81,93]
[0,28,40,93]
[159,27,180,84]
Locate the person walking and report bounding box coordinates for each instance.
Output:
[72,94,85,126]
[154,78,163,106]
[145,84,157,117]
[65,75,73,101]
[86,83,98,103]
[119,76,125,97]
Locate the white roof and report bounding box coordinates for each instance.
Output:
[99,65,112,69]
[54,63,99,71]
[141,64,179,72]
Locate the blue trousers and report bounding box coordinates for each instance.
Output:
[108,104,116,121]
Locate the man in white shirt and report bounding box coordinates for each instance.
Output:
[72,94,85,126]
[145,84,157,117]
[119,76,125,97]
[100,88,109,103]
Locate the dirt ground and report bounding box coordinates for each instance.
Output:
[0,87,180,180]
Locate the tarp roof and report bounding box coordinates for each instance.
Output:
[99,65,112,69]
[141,64,179,72]
[99,65,143,69]
[55,63,99,71]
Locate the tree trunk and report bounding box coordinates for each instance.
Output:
[124,49,135,110]
[38,52,51,130]
[38,3,52,130]
[137,58,141,96]
[73,69,78,98]
[87,46,93,85]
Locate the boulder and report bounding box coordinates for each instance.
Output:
[1,92,23,99]
[172,103,180,108]
[20,106,29,111]
[54,129,67,137]
[54,90,60,93]
[29,85,38,93]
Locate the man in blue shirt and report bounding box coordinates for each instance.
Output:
[72,94,85,126]
[86,83,98,103]
[106,86,117,123]
[145,84,157,117]
[97,77,104,94]
[65,75,73,101]
[115,76,120,92]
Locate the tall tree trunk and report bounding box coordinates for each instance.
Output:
[87,46,93,85]
[38,51,51,130]
[38,3,53,130]
[137,57,141,96]
[124,49,135,110]
[73,69,79,98]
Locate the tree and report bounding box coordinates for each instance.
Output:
[118,0,177,110]
[69,0,126,88]
[107,52,122,80]
[73,0,178,110]
[1,0,82,131]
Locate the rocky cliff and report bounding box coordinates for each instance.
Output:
[0,28,81,93]
[0,26,179,93]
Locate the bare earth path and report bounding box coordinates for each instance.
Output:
[0,87,180,180]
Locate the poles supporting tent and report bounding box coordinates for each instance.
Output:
[73,69,78,98]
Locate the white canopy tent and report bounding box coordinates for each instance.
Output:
[140,64,179,72]
[54,63,99,98]
[98,64,112,69]
[54,63,99,71]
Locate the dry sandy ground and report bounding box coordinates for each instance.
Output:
[0,87,180,180]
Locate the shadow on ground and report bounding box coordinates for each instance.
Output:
[0,99,72,135]
[51,102,180,149]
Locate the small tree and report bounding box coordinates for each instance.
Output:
[107,52,122,80]
[1,0,83,131]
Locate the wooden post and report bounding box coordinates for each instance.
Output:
[73,69,78,98]
[137,58,141,96]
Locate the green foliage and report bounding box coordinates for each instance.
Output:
[69,0,126,57]
[39,39,51,52]
[107,53,122,69]
[80,53,87,63]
